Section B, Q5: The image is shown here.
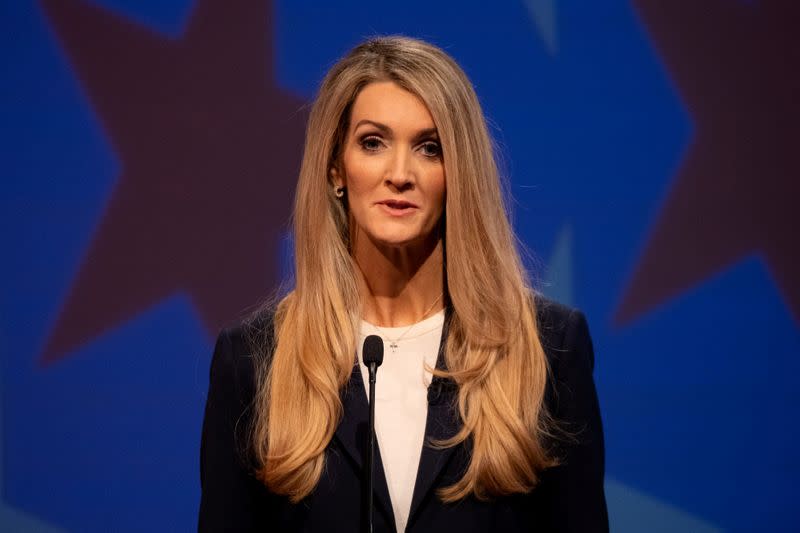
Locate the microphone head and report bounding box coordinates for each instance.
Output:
[362,335,384,367]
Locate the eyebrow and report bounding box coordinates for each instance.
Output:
[353,119,438,140]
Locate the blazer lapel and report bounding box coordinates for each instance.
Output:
[407,309,462,525]
[333,357,396,527]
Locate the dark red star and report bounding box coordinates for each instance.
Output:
[615,0,799,325]
[39,0,307,363]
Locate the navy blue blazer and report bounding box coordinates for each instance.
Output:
[199,298,608,532]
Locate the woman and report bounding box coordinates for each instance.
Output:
[199,36,608,532]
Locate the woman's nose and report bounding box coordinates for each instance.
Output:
[385,148,415,190]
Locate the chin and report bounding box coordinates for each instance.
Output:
[372,234,420,248]
[368,227,427,248]
[356,218,441,251]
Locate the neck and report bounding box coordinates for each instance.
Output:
[353,233,445,328]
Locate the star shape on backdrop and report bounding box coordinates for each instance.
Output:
[39,0,307,363]
[615,0,799,325]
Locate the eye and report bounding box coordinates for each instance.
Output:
[419,141,442,158]
[359,135,384,152]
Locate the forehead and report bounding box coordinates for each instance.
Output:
[348,81,436,132]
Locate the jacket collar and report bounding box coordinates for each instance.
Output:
[332,306,461,530]
[407,308,460,525]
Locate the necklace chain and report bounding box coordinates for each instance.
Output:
[370,293,443,353]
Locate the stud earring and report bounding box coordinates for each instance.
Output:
[334,186,345,198]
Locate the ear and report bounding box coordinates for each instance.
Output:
[330,165,345,188]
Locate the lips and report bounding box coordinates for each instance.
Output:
[380,199,418,209]
[376,199,419,217]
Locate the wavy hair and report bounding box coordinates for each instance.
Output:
[250,35,556,503]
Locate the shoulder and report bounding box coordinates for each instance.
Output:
[208,310,276,417]
[530,296,608,529]
[533,294,595,373]
[200,311,278,527]
[532,294,598,421]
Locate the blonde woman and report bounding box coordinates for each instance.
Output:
[199,36,607,532]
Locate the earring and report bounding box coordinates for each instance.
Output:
[334,186,345,198]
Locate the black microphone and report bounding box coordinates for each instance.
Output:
[362,335,384,533]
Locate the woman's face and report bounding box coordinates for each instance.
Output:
[333,81,446,250]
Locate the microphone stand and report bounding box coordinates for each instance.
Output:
[361,334,383,533]
[367,361,377,533]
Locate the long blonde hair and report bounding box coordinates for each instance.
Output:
[250,36,556,503]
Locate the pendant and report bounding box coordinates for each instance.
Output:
[389,341,398,353]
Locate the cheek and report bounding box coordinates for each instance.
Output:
[430,170,446,209]
[343,153,383,193]
[341,156,377,226]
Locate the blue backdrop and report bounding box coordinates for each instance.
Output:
[2,0,798,531]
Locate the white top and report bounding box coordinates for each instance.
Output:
[357,310,445,533]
